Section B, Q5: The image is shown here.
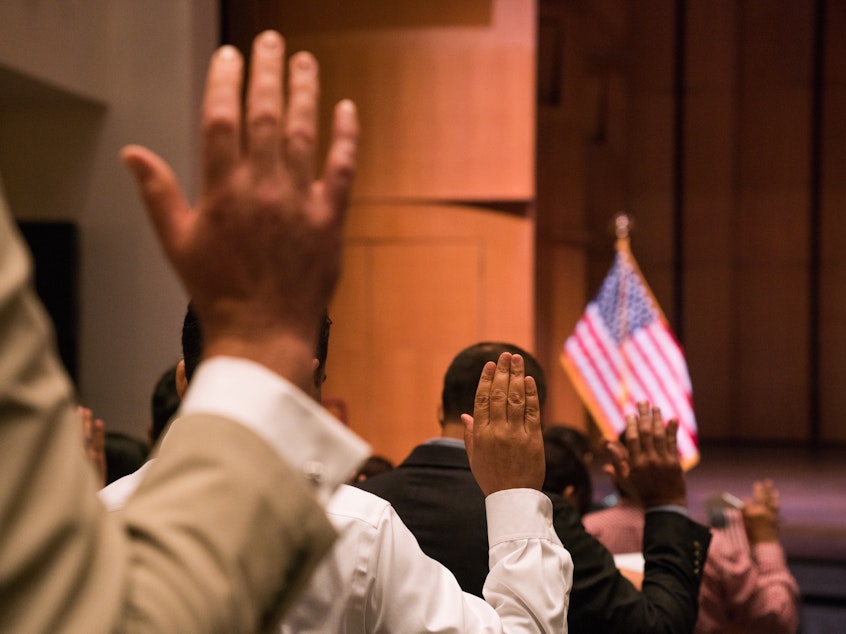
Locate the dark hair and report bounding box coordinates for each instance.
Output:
[181,303,203,382]
[316,310,332,370]
[105,431,150,485]
[542,425,593,516]
[352,455,394,483]
[150,364,180,443]
[441,342,547,422]
[181,303,331,384]
[542,424,591,463]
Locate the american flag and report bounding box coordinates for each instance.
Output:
[561,238,699,469]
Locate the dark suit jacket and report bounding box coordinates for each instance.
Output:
[359,442,712,633]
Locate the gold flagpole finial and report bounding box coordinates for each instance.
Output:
[614,212,632,240]
[613,212,633,251]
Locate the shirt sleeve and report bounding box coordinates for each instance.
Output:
[483,489,573,631]
[359,488,570,633]
[181,356,370,505]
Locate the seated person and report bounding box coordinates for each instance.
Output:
[360,343,712,632]
[102,307,573,632]
[542,424,593,517]
[585,463,799,633]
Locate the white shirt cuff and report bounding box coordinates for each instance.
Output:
[485,488,556,545]
[180,356,370,505]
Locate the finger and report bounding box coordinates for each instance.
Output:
[624,413,640,459]
[461,413,475,463]
[318,100,359,226]
[472,361,497,428]
[637,401,655,456]
[524,376,541,434]
[650,406,667,456]
[92,418,105,452]
[506,354,526,431]
[202,44,244,189]
[752,480,766,504]
[246,31,285,180]
[121,146,192,260]
[489,352,512,428]
[605,440,631,481]
[285,51,319,194]
[665,418,680,459]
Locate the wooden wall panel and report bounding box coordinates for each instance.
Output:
[324,203,534,464]
[231,0,537,201]
[820,0,846,443]
[683,0,740,438]
[627,5,676,320]
[735,1,813,440]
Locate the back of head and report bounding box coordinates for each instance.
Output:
[182,303,203,382]
[105,431,150,485]
[441,342,547,423]
[181,303,331,395]
[542,425,593,516]
[150,364,180,444]
[543,424,592,465]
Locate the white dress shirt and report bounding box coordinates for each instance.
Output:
[281,484,571,633]
[180,357,370,504]
[102,358,571,632]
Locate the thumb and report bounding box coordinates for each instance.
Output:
[606,440,631,481]
[120,145,191,259]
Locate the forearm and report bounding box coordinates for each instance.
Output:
[0,204,124,633]
[118,416,338,632]
[484,489,572,633]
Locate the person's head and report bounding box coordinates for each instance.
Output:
[312,310,332,401]
[542,424,593,468]
[440,342,547,434]
[104,431,150,485]
[177,302,203,397]
[176,303,330,402]
[149,364,180,445]
[542,425,593,516]
[351,455,395,484]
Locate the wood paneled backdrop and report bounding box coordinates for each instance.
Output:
[223,0,846,462]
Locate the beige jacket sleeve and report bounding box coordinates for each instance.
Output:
[0,186,338,633]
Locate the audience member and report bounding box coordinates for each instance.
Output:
[545,423,593,466]
[103,310,572,632]
[149,364,180,445]
[542,425,593,516]
[0,29,371,632]
[360,342,712,632]
[104,431,149,485]
[78,405,106,486]
[351,454,395,483]
[586,475,799,633]
[102,305,572,633]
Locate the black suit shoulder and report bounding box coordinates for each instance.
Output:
[357,443,489,597]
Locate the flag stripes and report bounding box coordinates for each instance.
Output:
[561,239,699,469]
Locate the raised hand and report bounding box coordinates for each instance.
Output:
[742,479,781,544]
[606,401,687,508]
[461,352,545,496]
[78,405,106,486]
[121,31,359,390]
